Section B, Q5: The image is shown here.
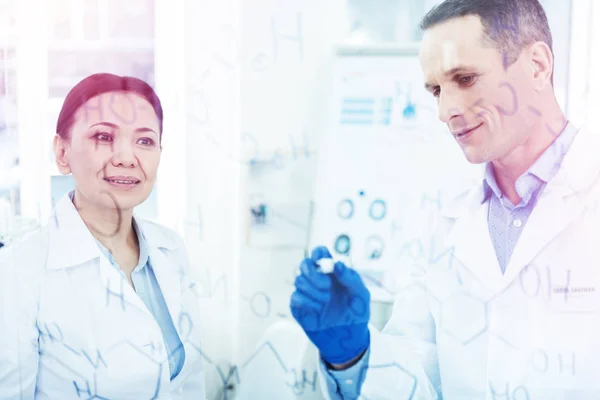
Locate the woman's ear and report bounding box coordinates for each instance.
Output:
[53,134,72,175]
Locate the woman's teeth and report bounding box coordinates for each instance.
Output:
[105,178,139,184]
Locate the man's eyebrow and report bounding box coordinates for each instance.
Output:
[89,121,158,135]
[424,66,476,90]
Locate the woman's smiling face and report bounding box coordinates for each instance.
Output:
[54,91,162,212]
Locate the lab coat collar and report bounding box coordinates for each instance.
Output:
[549,123,600,194]
[440,123,598,219]
[439,123,600,293]
[502,123,600,283]
[46,190,179,270]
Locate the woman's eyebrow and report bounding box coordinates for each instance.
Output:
[89,122,158,136]
[135,127,159,138]
[90,121,118,129]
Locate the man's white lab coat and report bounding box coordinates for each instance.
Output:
[320,123,600,399]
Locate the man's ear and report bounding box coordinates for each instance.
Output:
[529,41,553,91]
[53,134,72,175]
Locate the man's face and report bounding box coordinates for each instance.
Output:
[420,15,538,164]
[55,91,162,212]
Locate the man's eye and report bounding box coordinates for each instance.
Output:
[433,88,440,97]
[458,75,475,85]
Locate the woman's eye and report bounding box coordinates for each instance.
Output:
[138,138,155,146]
[95,132,112,141]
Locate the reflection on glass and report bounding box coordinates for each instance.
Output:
[83,0,101,40]
[0,2,16,43]
[0,70,17,112]
[346,0,397,43]
[107,0,154,39]
[0,3,18,228]
[345,0,428,43]
[47,50,155,97]
[50,0,71,40]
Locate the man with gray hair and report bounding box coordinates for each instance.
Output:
[291,0,600,398]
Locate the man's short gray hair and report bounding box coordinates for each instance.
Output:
[420,0,554,83]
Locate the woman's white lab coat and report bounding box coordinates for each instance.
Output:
[0,193,207,400]
[318,123,600,399]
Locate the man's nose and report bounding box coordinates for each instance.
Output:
[437,91,466,125]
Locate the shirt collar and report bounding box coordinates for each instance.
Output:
[95,219,150,272]
[67,191,150,271]
[480,121,579,204]
[47,190,180,270]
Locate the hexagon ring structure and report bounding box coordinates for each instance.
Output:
[440,292,488,346]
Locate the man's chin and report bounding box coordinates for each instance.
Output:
[461,147,490,165]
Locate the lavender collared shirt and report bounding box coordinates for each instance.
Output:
[482,121,578,273]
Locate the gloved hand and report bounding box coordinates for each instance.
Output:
[290,246,371,365]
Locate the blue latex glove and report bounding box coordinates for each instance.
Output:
[290,246,371,365]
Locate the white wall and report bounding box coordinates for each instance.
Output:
[567,0,597,125]
[541,0,572,114]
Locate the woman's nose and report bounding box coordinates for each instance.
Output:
[110,142,138,168]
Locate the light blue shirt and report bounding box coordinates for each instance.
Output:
[93,218,185,381]
[322,122,578,399]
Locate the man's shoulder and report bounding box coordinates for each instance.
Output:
[416,179,482,239]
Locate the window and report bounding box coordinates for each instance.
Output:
[44,0,158,221]
[0,0,19,241]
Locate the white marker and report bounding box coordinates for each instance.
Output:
[316,258,335,274]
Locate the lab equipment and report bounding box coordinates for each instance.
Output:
[290,246,370,365]
[337,198,354,219]
[250,203,268,224]
[365,235,384,259]
[333,233,351,255]
[369,199,386,220]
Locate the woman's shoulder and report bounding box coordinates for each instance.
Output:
[135,217,193,276]
[3,226,48,260]
[135,217,186,251]
[0,227,49,287]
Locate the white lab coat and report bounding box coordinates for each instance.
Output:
[0,193,207,400]
[318,123,600,400]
